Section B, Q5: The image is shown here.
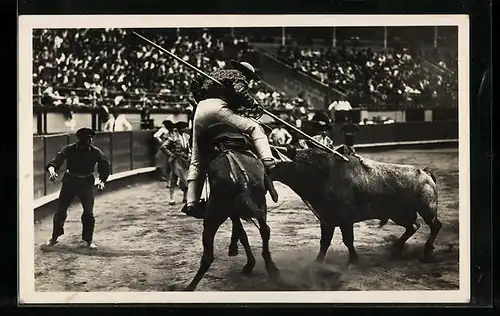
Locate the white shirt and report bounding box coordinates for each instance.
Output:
[103,114,133,132]
[269,128,292,145]
[153,126,170,141]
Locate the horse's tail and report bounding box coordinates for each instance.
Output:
[422,167,437,184]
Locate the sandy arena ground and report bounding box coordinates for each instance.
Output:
[34,147,459,292]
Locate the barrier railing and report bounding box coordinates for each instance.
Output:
[33,121,458,204]
[33,130,155,201]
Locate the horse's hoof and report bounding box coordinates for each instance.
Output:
[390,242,405,258]
[241,265,254,276]
[348,255,359,265]
[228,247,239,257]
[268,267,281,282]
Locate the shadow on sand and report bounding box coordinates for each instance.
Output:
[39,243,152,257]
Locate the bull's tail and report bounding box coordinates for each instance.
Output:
[422,167,437,184]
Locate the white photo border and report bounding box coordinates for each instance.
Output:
[18,14,470,304]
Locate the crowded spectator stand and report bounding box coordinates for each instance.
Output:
[33,27,458,149]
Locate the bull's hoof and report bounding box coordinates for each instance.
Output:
[315,255,326,263]
[228,245,239,257]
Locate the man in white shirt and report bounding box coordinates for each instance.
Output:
[103,109,133,132]
[268,126,293,146]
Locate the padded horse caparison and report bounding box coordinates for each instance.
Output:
[197,122,278,203]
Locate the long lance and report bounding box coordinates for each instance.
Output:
[132,31,349,162]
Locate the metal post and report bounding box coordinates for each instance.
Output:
[231,27,234,37]
[130,131,134,171]
[333,26,336,48]
[384,26,387,49]
[434,26,438,48]
[281,27,286,46]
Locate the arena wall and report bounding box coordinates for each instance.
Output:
[32,120,458,213]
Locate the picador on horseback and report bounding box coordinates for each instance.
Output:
[182,60,279,219]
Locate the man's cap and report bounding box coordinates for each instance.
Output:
[310,120,331,132]
[76,127,96,138]
[162,120,174,129]
[173,121,189,130]
[227,60,261,82]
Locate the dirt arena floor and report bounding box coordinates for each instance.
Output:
[34,147,459,292]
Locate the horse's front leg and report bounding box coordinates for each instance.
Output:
[184,212,227,291]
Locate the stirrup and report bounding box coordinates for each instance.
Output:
[181,201,205,219]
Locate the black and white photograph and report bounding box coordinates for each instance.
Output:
[18,15,469,304]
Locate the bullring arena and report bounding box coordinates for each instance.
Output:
[30,26,461,292]
[34,143,459,292]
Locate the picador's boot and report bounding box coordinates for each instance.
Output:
[182,177,206,219]
[262,158,279,203]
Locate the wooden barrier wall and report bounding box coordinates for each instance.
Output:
[32,121,458,201]
[33,130,155,200]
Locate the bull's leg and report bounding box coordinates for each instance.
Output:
[390,212,420,258]
[339,224,358,264]
[391,222,421,257]
[184,212,227,291]
[423,216,442,261]
[257,217,281,282]
[315,223,335,263]
[231,216,256,275]
[228,217,239,257]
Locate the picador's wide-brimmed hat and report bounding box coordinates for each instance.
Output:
[227,60,261,82]
[173,121,189,130]
[76,127,96,139]
[162,120,174,129]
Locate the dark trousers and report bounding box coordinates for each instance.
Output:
[52,175,95,242]
[344,134,355,147]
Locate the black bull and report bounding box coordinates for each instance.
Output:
[184,125,442,290]
[268,145,442,263]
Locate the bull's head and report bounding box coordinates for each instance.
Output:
[270,147,332,202]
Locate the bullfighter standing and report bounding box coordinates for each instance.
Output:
[45,127,111,249]
[183,60,277,219]
[160,121,191,205]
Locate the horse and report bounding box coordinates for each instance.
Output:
[268,145,442,264]
[183,122,281,291]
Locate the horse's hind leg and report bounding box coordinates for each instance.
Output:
[231,216,256,275]
[184,211,227,291]
[315,223,335,263]
[339,224,359,264]
[257,217,281,282]
[228,218,239,257]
